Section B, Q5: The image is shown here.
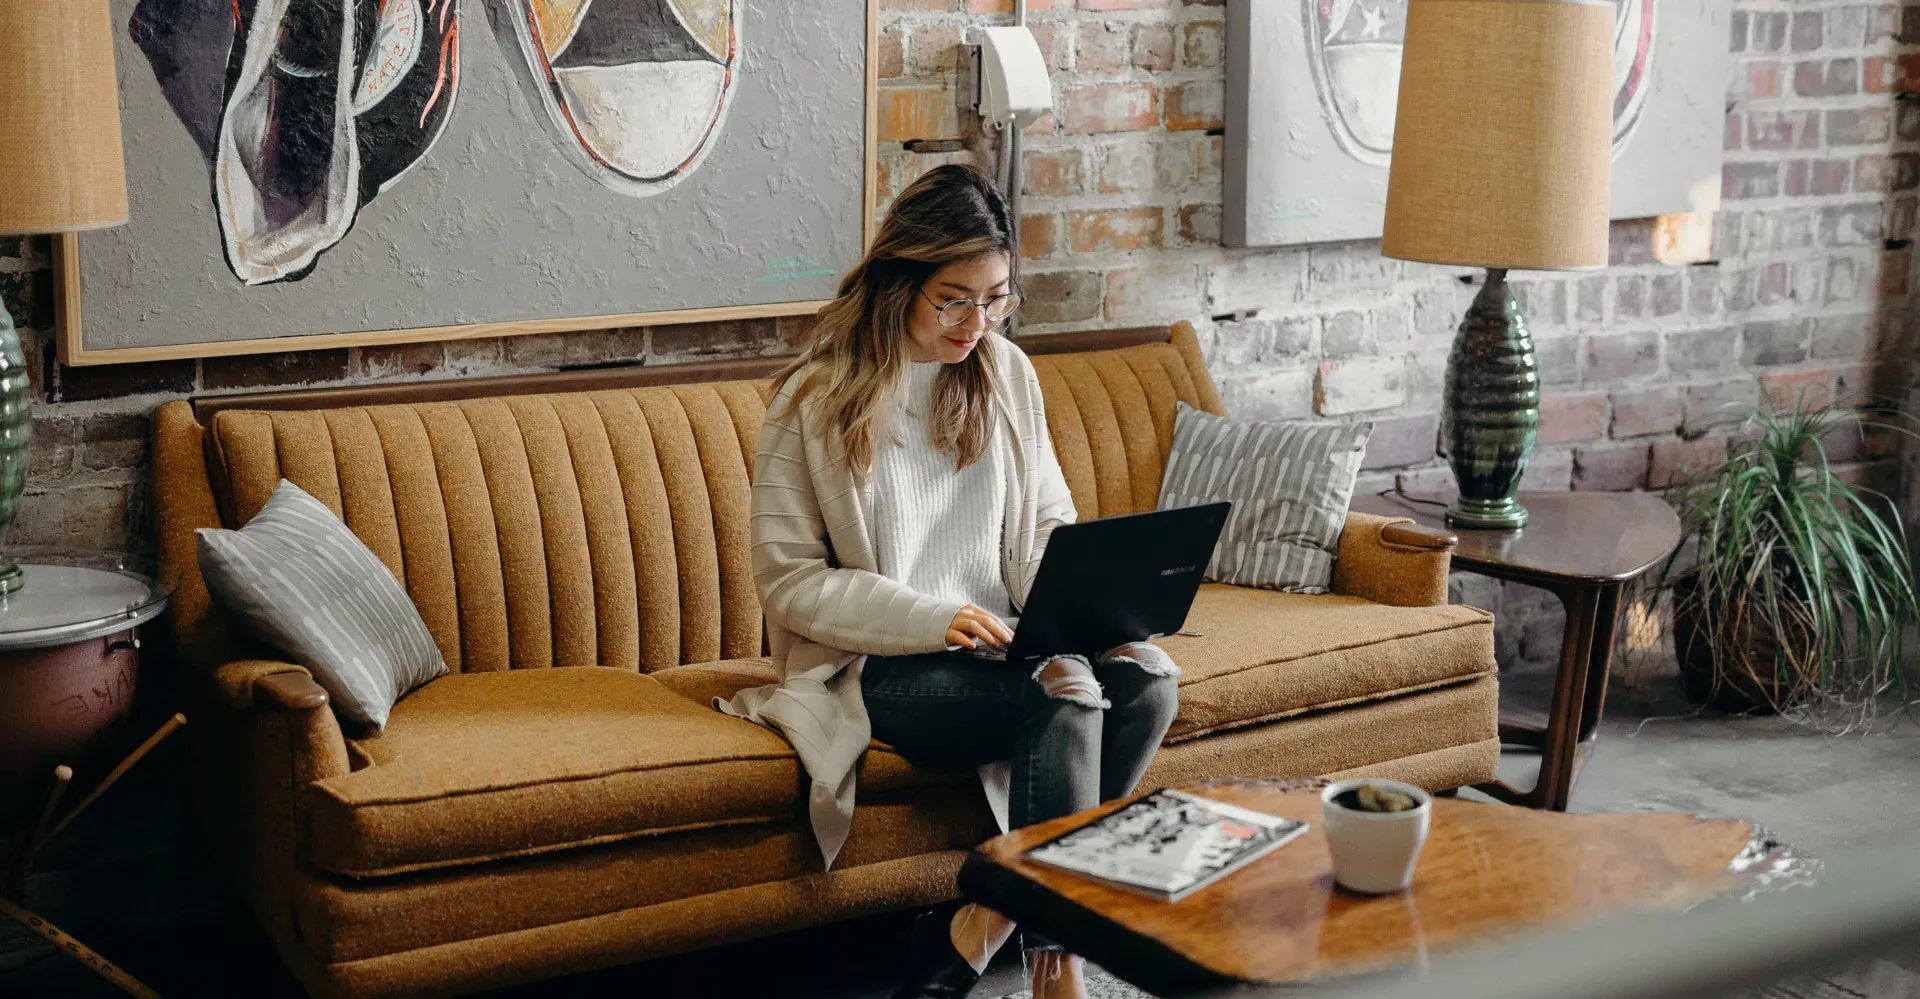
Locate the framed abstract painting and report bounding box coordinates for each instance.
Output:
[1224,0,1729,248]
[58,0,876,364]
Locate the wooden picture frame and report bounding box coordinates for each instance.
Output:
[58,0,879,366]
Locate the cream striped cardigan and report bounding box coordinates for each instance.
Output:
[717,336,1077,868]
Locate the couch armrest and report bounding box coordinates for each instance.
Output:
[256,672,330,711]
[1331,512,1457,608]
[213,659,324,711]
[211,659,350,783]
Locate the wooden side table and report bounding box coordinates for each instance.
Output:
[1352,490,1682,811]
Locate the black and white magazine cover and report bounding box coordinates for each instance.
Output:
[1024,789,1309,902]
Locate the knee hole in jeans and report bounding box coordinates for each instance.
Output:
[1032,654,1108,709]
[1101,641,1181,678]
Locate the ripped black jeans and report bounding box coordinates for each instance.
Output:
[861,643,1181,835]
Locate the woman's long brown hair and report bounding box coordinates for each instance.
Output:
[772,164,1016,475]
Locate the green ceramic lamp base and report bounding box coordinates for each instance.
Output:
[0,298,29,589]
[1445,495,1530,530]
[1440,268,1538,534]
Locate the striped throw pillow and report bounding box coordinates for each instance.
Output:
[197,479,447,734]
[1157,403,1372,593]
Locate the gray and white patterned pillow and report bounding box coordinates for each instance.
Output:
[197,479,446,734]
[1157,402,1372,593]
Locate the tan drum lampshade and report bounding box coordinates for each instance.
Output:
[0,0,130,235]
[1382,0,1613,271]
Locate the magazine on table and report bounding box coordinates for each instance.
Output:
[1023,788,1309,902]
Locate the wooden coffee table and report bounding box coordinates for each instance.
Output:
[959,779,1786,997]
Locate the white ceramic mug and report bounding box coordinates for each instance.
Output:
[1320,778,1433,894]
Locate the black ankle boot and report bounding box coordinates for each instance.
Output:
[891,905,985,999]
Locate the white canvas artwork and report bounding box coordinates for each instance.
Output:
[1225,0,1731,248]
[186,0,744,286]
[75,0,866,361]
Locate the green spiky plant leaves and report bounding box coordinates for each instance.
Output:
[1660,392,1919,728]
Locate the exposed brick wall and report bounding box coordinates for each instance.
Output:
[879,0,1917,672]
[897,0,1911,482]
[0,233,810,552]
[1,0,1915,630]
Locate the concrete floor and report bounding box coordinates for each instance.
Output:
[6,662,1920,999]
[1498,659,1920,854]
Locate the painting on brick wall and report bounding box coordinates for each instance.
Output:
[1224,0,1728,248]
[58,0,873,363]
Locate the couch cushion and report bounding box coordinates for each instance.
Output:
[1142,676,1499,790]
[1153,584,1495,743]
[651,658,976,795]
[649,589,1494,758]
[310,667,810,877]
[648,656,783,707]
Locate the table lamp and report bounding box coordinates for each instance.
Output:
[0,1,129,592]
[1382,0,1613,530]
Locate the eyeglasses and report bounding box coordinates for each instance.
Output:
[921,287,1023,327]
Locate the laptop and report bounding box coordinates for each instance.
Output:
[950,502,1231,663]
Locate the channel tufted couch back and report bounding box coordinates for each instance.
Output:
[205,385,770,674]
[177,323,1223,677]
[1024,329,1224,520]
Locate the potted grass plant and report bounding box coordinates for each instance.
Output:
[1660,395,1919,722]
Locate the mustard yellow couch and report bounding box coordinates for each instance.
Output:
[152,323,1497,998]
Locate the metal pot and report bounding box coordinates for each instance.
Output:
[0,632,141,833]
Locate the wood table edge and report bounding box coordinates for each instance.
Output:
[1351,490,1684,585]
[956,851,1244,996]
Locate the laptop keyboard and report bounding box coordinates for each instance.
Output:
[947,643,1010,661]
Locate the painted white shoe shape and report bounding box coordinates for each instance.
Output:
[497,0,740,197]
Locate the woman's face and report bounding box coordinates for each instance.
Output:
[904,252,1011,364]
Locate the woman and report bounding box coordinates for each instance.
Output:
[717,164,1180,999]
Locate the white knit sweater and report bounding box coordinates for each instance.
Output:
[867,361,1012,618]
[718,336,1078,868]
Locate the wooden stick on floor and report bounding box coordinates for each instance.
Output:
[0,894,163,999]
[3,765,72,894]
[46,714,185,843]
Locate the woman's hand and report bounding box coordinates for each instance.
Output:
[946,604,1014,649]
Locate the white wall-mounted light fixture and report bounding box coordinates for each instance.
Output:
[974,26,1053,131]
[968,19,1053,336]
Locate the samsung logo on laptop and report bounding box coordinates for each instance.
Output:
[1159,565,1198,576]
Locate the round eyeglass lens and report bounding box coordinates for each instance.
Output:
[938,300,974,326]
